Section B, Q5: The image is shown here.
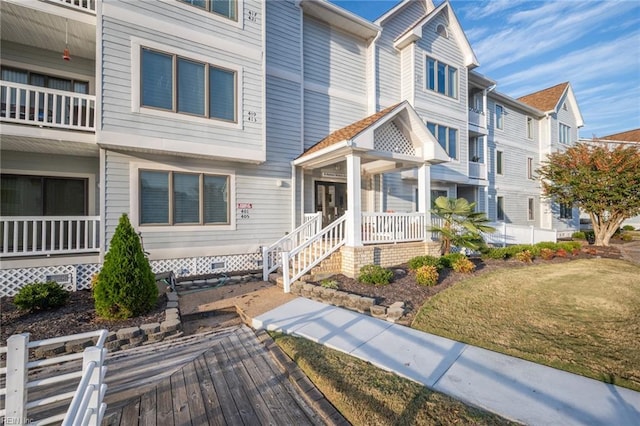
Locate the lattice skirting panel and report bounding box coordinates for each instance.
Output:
[0,253,263,297]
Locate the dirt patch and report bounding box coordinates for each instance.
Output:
[1,290,166,345]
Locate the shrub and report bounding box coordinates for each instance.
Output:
[440,253,466,269]
[621,233,633,242]
[452,257,476,273]
[415,265,439,286]
[539,248,555,260]
[572,231,586,240]
[622,225,635,231]
[408,255,442,271]
[94,214,158,319]
[483,247,510,260]
[536,241,559,250]
[515,250,534,263]
[358,264,393,286]
[558,241,581,252]
[320,279,339,289]
[14,281,69,311]
[555,248,568,258]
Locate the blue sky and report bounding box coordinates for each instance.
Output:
[332,0,640,138]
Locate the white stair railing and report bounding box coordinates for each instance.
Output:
[1,330,108,425]
[262,212,321,280]
[281,214,347,293]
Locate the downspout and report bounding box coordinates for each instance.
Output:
[368,30,382,114]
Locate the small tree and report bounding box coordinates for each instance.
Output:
[429,197,495,255]
[94,214,158,319]
[537,143,640,246]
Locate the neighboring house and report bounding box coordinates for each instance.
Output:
[0,0,585,295]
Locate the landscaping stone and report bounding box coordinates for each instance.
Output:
[146,331,166,342]
[370,305,387,319]
[302,283,315,298]
[166,301,179,309]
[140,323,160,334]
[116,327,141,340]
[161,320,181,333]
[386,306,404,323]
[35,342,66,358]
[356,296,376,313]
[128,335,146,346]
[299,274,312,282]
[166,292,179,302]
[65,338,94,353]
[290,281,304,294]
[165,308,179,317]
[390,301,405,310]
[346,294,361,310]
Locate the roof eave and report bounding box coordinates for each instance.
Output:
[299,0,381,40]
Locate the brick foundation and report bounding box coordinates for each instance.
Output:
[340,241,440,278]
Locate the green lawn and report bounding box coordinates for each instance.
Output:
[271,333,514,426]
[412,258,640,391]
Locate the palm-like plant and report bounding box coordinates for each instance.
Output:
[429,196,495,255]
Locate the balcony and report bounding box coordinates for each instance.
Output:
[1,81,95,132]
[468,108,488,135]
[53,0,96,14]
[468,161,487,179]
[0,216,100,257]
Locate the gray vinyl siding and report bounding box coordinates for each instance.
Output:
[554,93,579,148]
[304,89,366,148]
[100,0,264,153]
[266,0,301,73]
[488,188,539,225]
[1,41,95,92]
[384,173,416,213]
[400,46,413,102]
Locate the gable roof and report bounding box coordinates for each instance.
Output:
[517,82,569,112]
[298,103,401,159]
[393,1,478,67]
[600,129,640,143]
[374,0,434,25]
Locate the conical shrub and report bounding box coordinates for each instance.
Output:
[94,214,158,319]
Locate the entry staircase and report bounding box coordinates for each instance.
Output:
[263,213,346,293]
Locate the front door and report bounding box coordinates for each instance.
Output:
[315,181,347,227]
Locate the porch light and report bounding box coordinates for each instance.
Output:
[62,19,71,61]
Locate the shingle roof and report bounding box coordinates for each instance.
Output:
[517,82,569,112]
[600,129,640,143]
[297,103,402,159]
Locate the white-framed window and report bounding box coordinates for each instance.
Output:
[1,174,88,216]
[495,104,504,130]
[496,150,504,175]
[425,56,457,98]
[527,157,534,180]
[560,202,573,219]
[140,47,237,123]
[138,169,231,227]
[526,116,533,139]
[559,123,571,144]
[528,197,534,221]
[427,122,457,159]
[178,0,237,20]
[497,196,505,221]
[436,24,448,38]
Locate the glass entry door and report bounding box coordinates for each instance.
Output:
[314,181,347,227]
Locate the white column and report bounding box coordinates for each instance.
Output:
[291,164,297,229]
[346,154,362,247]
[6,333,29,421]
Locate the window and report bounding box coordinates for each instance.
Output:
[1,67,89,94]
[560,203,573,219]
[497,196,505,221]
[141,47,237,122]
[1,174,87,216]
[431,189,448,206]
[527,157,534,180]
[427,122,457,159]
[526,117,533,139]
[559,123,571,144]
[528,198,534,221]
[495,104,504,129]
[496,150,503,175]
[178,0,237,20]
[139,170,229,225]
[436,24,448,38]
[425,56,457,98]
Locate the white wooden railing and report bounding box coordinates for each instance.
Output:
[468,161,487,179]
[262,212,322,280]
[468,108,486,129]
[1,330,108,425]
[54,0,97,13]
[0,81,96,131]
[362,212,427,244]
[0,216,100,257]
[484,222,557,246]
[281,214,346,293]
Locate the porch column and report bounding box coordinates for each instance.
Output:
[418,163,431,238]
[345,154,362,247]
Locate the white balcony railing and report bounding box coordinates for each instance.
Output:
[468,161,487,179]
[0,216,100,257]
[1,80,96,131]
[362,212,428,244]
[53,0,97,14]
[468,108,486,129]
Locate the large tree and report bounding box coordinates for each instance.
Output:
[537,142,640,246]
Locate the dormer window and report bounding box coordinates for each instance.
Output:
[436,24,448,38]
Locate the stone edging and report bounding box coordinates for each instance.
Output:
[34,292,184,359]
[289,281,406,323]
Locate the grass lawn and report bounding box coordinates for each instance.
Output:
[412,258,640,391]
[271,333,515,426]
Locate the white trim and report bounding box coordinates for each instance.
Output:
[496,149,504,176]
[266,66,302,84]
[96,0,104,139]
[303,80,367,106]
[0,168,97,216]
[526,156,534,180]
[0,123,96,144]
[128,160,237,232]
[166,0,245,29]
[421,51,459,102]
[145,244,259,260]
[130,38,243,130]
[527,197,535,221]
[495,103,504,131]
[103,2,259,60]
[99,148,106,261]
[526,116,534,139]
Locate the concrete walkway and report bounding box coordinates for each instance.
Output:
[253,298,640,426]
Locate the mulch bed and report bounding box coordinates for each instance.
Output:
[1,291,166,345]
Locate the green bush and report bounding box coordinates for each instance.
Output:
[483,247,511,260]
[622,225,635,231]
[440,253,466,269]
[415,265,439,286]
[515,250,534,263]
[358,265,393,286]
[320,279,339,289]
[408,255,442,271]
[94,214,158,319]
[572,231,586,240]
[14,281,69,311]
[621,233,633,242]
[452,257,476,273]
[535,241,559,250]
[558,241,581,252]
